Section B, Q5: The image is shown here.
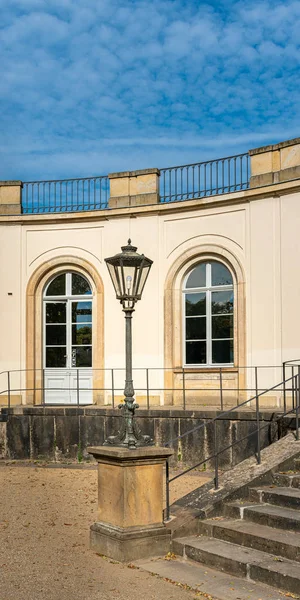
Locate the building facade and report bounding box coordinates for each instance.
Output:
[1,137,300,409]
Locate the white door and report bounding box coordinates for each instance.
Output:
[43,272,93,404]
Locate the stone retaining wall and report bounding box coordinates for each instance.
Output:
[0,407,291,468]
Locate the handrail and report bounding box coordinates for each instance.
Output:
[164,368,300,519]
[164,373,288,447]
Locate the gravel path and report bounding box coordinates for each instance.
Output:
[0,462,213,600]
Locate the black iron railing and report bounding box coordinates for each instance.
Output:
[164,363,300,520]
[160,152,250,203]
[20,153,251,213]
[22,175,109,214]
[0,365,290,411]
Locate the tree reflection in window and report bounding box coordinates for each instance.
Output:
[183,261,234,365]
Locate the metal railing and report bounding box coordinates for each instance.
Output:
[0,365,290,411]
[164,367,300,520]
[20,152,252,214]
[22,175,109,214]
[160,152,250,203]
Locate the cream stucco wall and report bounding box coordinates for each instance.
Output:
[1,176,300,406]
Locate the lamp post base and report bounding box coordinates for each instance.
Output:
[103,397,153,448]
[88,445,174,562]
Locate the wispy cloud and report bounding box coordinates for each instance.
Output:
[1,0,300,179]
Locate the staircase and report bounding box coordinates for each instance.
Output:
[172,457,300,596]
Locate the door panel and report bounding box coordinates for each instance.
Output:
[69,370,93,404]
[44,370,71,404]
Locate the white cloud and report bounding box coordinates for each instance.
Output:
[0,0,300,180]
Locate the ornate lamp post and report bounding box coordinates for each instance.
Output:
[104,239,153,448]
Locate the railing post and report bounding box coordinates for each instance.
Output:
[7,371,10,409]
[296,368,300,441]
[146,368,150,410]
[111,369,115,408]
[182,367,186,410]
[219,368,223,411]
[255,366,261,464]
[283,361,286,412]
[292,366,295,410]
[165,458,170,521]
[33,369,36,406]
[214,420,219,489]
[42,368,45,405]
[77,369,80,407]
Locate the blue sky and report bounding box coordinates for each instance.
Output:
[1,0,300,181]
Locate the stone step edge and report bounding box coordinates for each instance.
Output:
[272,472,300,487]
[196,517,300,560]
[133,555,292,600]
[172,535,300,593]
[225,499,300,521]
[249,485,300,505]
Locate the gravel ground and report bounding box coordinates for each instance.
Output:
[0,462,212,600]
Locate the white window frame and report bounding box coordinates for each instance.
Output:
[43,272,93,370]
[182,262,234,367]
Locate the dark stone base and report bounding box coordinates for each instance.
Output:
[90,521,171,562]
[1,405,293,466]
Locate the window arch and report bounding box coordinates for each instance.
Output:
[183,261,234,365]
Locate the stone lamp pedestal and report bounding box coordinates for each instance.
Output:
[87,445,174,562]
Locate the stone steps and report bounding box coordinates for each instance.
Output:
[135,556,288,600]
[225,500,300,530]
[166,454,300,596]
[273,471,300,488]
[249,484,300,508]
[294,458,300,470]
[197,517,300,562]
[172,535,300,595]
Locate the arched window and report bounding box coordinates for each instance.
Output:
[44,271,92,369]
[183,261,234,365]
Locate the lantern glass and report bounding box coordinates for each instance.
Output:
[105,240,153,307]
[121,264,136,297]
[107,263,122,297]
[135,263,151,298]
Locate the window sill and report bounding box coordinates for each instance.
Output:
[173,366,238,374]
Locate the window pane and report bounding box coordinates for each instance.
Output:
[72,346,92,367]
[212,315,233,339]
[72,301,92,323]
[186,293,206,316]
[212,291,233,314]
[186,341,206,364]
[46,325,66,345]
[186,317,206,340]
[186,264,206,288]
[46,274,66,296]
[211,262,233,286]
[46,347,66,368]
[45,303,66,324]
[72,324,92,345]
[212,340,233,363]
[72,273,92,296]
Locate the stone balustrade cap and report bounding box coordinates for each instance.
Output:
[108,168,160,179]
[0,180,23,186]
[249,137,300,156]
[87,445,173,461]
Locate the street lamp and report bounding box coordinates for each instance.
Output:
[104,239,153,448]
